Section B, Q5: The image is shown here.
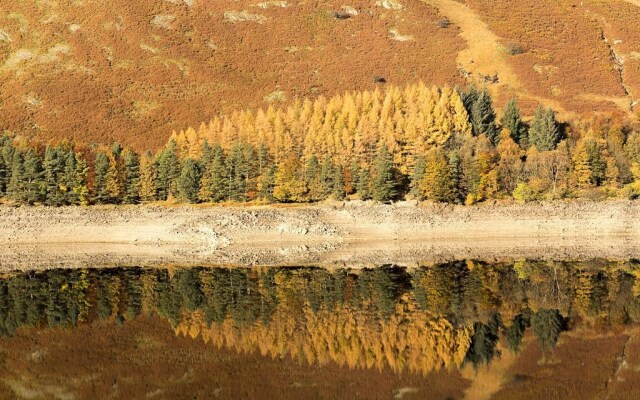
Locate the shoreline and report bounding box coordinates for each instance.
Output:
[1,200,640,270]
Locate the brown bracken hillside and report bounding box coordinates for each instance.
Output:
[0,0,638,150]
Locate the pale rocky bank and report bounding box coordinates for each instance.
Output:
[1,200,640,270]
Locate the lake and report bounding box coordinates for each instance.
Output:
[0,260,638,399]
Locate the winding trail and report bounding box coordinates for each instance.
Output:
[429,0,639,115]
[419,0,584,115]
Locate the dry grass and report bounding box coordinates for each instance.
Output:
[0,0,638,151]
[0,0,464,150]
[456,0,636,117]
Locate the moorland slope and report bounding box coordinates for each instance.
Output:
[0,0,639,150]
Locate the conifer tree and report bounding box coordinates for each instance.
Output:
[23,150,45,205]
[178,158,202,203]
[199,144,227,202]
[496,130,523,193]
[409,156,426,198]
[226,142,249,202]
[470,89,498,144]
[305,155,322,201]
[1,135,14,188]
[501,99,527,146]
[420,148,455,202]
[72,152,89,205]
[447,150,462,203]
[123,149,141,204]
[273,156,307,202]
[105,154,123,203]
[370,144,396,202]
[259,164,276,201]
[357,168,370,200]
[529,106,561,151]
[43,146,65,206]
[93,151,109,204]
[331,164,346,200]
[0,151,6,197]
[63,149,77,205]
[157,140,180,200]
[461,84,478,114]
[8,150,25,202]
[319,156,334,199]
[139,151,158,202]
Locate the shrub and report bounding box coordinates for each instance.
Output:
[512,182,538,203]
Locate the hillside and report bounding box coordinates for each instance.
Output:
[0,0,639,150]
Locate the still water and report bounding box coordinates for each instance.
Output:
[0,260,639,399]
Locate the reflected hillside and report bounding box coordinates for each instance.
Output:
[2,261,640,376]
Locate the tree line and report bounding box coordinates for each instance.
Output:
[2,82,640,205]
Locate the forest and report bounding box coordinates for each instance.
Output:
[1,261,640,374]
[1,83,640,205]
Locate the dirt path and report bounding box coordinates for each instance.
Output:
[420,0,570,115]
[1,200,640,270]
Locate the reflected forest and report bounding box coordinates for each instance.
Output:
[1,261,639,376]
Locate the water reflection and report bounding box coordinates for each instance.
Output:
[1,260,639,376]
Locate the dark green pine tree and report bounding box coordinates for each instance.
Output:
[409,156,426,198]
[22,150,45,205]
[529,106,561,151]
[501,98,527,146]
[0,150,5,198]
[200,142,214,168]
[123,150,141,204]
[63,149,78,205]
[157,140,180,200]
[43,146,65,206]
[257,144,271,176]
[505,314,528,354]
[461,84,478,114]
[177,158,202,203]
[8,150,25,202]
[331,164,345,200]
[202,144,228,202]
[470,89,498,144]
[1,136,15,191]
[370,144,396,202]
[93,151,110,204]
[226,142,248,202]
[357,168,370,200]
[260,164,276,201]
[305,155,322,201]
[464,314,502,368]
[319,156,334,199]
[447,150,462,203]
[531,308,564,352]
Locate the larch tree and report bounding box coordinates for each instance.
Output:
[496,130,523,193]
[72,152,89,205]
[105,153,123,203]
[420,148,455,203]
[139,151,158,202]
[409,156,426,198]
